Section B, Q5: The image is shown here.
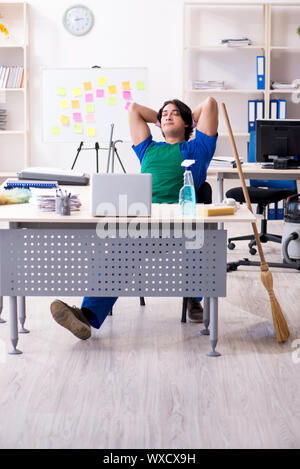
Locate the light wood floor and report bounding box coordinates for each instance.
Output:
[0,219,299,449]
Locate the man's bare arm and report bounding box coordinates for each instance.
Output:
[128,102,158,146]
[193,97,218,137]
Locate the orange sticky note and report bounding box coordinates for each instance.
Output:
[122,81,131,91]
[84,81,92,91]
[60,115,70,125]
[108,85,117,94]
[71,100,80,109]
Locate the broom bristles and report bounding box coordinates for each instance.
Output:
[260,264,290,342]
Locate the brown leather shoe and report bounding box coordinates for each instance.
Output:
[50,300,91,340]
[187,298,203,323]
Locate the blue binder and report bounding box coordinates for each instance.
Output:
[277,99,287,119]
[255,99,264,120]
[270,99,278,119]
[248,100,256,132]
[256,56,265,90]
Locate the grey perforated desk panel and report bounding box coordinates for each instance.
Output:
[0,187,255,357]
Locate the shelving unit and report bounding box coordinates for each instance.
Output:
[183,2,300,159]
[0,2,28,171]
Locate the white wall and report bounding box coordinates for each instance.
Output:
[28,0,184,174]
[11,0,300,173]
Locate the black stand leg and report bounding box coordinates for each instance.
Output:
[95,142,99,173]
[113,141,126,173]
[71,141,83,170]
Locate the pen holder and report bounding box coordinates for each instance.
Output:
[56,194,71,216]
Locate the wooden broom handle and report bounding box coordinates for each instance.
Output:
[221,103,266,264]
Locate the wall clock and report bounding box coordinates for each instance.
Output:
[63,5,94,36]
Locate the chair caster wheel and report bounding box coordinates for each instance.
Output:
[249,248,257,255]
[228,242,235,250]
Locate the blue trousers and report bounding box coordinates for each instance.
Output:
[81,296,202,329]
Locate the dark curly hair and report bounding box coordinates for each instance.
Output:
[157,99,193,141]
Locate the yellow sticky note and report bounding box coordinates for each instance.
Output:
[86,103,95,113]
[136,81,145,90]
[57,86,66,96]
[71,100,80,109]
[87,127,96,137]
[108,85,117,94]
[51,126,60,135]
[59,100,68,110]
[72,88,82,97]
[122,81,131,91]
[84,81,92,91]
[98,77,106,86]
[74,124,83,134]
[108,96,117,106]
[60,115,70,125]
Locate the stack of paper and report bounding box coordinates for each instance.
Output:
[192,80,224,90]
[210,156,243,167]
[271,81,298,90]
[220,37,252,47]
[0,108,7,130]
[29,188,81,212]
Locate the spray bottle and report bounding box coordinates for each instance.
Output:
[179,159,196,216]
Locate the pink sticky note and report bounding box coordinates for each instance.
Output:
[73,112,82,122]
[123,90,132,100]
[125,101,131,110]
[85,93,93,102]
[96,89,105,98]
[86,113,95,123]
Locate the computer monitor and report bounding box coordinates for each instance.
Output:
[256,119,300,169]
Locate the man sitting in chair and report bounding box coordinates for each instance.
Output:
[50,97,218,340]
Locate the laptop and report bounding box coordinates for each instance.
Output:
[91,173,152,216]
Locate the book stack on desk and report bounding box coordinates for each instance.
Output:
[210,156,242,167]
[29,188,81,212]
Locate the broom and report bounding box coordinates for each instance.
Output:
[221,102,290,342]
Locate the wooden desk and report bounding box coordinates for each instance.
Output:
[0,185,255,357]
[207,163,300,202]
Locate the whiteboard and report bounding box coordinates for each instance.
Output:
[42,67,148,143]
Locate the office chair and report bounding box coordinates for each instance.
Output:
[226,185,297,254]
[138,181,212,323]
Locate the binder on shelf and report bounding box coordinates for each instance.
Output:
[268,202,276,220]
[256,56,265,90]
[276,199,284,219]
[277,99,287,119]
[248,100,256,132]
[270,100,278,119]
[255,99,264,120]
